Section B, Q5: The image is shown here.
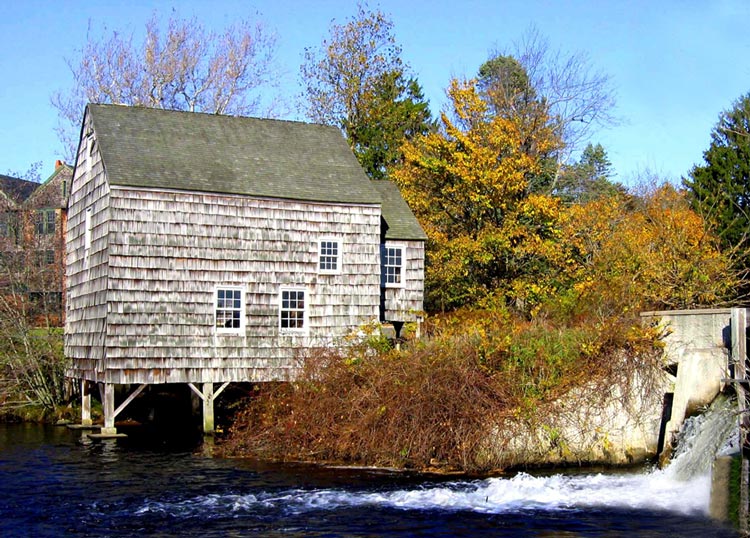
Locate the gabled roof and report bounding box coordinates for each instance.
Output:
[85,104,381,205]
[371,180,427,241]
[24,162,72,209]
[0,174,38,204]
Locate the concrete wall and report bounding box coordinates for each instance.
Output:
[490,368,667,467]
[485,309,736,468]
[641,309,732,455]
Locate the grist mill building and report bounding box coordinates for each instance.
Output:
[65,104,425,435]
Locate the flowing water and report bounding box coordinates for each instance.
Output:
[0,402,740,537]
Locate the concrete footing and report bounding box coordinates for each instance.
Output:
[66,424,99,431]
[88,431,128,440]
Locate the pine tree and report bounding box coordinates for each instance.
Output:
[684,93,750,251]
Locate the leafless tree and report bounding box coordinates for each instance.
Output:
[482,26,618,164]
[0,211,67,412]
[299,4,405,127]
[52,13,283,160]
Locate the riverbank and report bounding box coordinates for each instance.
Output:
[0,403,79,425]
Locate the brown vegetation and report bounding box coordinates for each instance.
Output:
[221,309,663,473]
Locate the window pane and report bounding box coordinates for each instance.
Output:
[216,288,243,330]
[320,240,339,272]
[384,247,403,285]
[280,289,305,330]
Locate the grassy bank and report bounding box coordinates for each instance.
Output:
[0,327,74,423]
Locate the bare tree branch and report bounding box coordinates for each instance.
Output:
[52,13,283,160]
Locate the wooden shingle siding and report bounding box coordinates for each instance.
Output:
[383,240,425,322]
[66,105,426,391]
[68,183,381,384]
[65,112,111,381]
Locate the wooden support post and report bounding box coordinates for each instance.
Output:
[101,383,117,436]
[81,379,92,427]
[203,383,215,435]
[188,382,230,435]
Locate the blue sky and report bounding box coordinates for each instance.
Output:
[1,0,749,185]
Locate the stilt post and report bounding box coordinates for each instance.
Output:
[203,383,215,435]
[81,380,92,427]
[101,383,117,436]
[188,382,230,435]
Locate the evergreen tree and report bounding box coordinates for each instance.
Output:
[684,93,750,252]
[555,143,625,203]
[344,71,434,180]
[300,5,433,179]
[476,55,556,193]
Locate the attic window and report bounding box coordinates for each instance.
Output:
[318,239,340,274]
[383,244,404,287]
[216,287,245,333]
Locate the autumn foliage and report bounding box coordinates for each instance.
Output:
[223,76,740,473]
[394,77,738,315]
[222,310,663,472]
[392,79,561,311]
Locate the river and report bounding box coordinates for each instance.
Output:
[0,422,738,537]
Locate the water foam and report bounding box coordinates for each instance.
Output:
[133,470,710,518]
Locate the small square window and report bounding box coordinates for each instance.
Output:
[280,288,307,331]
[383,245,404,287]
[319,239,340,274]
[216,287,245,332]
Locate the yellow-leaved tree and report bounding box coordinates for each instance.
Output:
[550,184,738,321]
[392,78,562,312]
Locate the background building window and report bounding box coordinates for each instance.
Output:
[0,212,18,242]
[36,210,55,235]
[280,289,306,330]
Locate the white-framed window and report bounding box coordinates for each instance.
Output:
[279,287,307,332]
[215,286,246,333]
[382,244,405,288]
[318,238,341,274]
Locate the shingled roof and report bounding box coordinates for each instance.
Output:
[370,180,427,241]
[0,174,38,204]
[85,104,381,205]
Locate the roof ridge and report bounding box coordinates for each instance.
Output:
[87,103,335,130]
